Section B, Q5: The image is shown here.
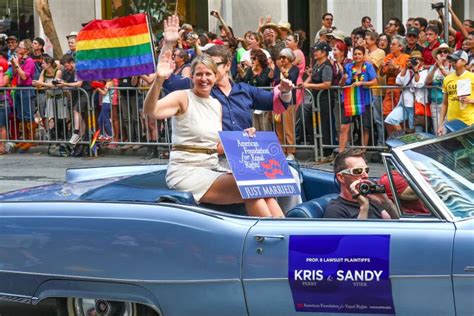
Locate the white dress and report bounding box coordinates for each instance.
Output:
[166,90,228,203]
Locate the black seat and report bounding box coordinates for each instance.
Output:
[286,193,338,218]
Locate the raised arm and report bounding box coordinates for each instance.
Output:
[448,5,468,38]
[144,50,185,120]
[211,10,238,47]
[160,15,181,59]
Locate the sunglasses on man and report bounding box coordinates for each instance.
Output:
[338,166,370,175]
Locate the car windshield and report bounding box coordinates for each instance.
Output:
[403,130,474,219]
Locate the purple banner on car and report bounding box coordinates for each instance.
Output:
[288,235,395,314]
[219,131,300,199]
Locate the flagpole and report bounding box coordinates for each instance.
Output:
[175,0,179,15]
[145,12,157,71]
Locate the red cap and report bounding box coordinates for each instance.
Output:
[211,39,225,45]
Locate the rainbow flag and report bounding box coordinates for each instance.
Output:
[343,86,368,117]
[89,128,101,155]
[76,13,155,81]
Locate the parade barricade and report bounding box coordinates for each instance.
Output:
[87,86,323,160]
[89,86,172,154]
[314,85,442,156]
[0,87,92,154]
[4,84,443,162]
[255,87,323,161]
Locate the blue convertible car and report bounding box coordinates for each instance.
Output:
[0,127,472,316]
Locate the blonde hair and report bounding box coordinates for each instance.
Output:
[190,55,218,75]
[20,39,34,56]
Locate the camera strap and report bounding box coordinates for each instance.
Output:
[406,71,415,86]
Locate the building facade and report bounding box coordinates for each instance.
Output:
[1,0,472,53]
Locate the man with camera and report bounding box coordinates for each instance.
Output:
[384,51,427,133]
[324,148,399,220]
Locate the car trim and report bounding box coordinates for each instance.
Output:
[394,126,473,151]
[0,269,241,284]
[453,274,474,278]
[0,292,33,304]
[242,275,452,281]
[389,274,451,279]
[242,278,285,282]
[66,164,167,183]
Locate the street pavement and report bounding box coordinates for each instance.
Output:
[0,145,386,194]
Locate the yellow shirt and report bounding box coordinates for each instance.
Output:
[442,71,474,125]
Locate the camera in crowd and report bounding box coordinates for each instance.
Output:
[52,79,62,85]
[186,32,199,40]
[0,34,7,48]
[408,57,419,67]
[431,2,445,10]
[357,182,386,195]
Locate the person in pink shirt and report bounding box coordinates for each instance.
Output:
[10,39,36,151]
[285,30,306,107]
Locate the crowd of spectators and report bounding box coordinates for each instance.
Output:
[0,3,473,160]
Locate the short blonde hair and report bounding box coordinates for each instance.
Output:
[191,55,218,75]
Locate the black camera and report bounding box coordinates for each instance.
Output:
[52,79,61,85]
[358,182,386,195]
[408,57,418,67]
[431,2,445,10]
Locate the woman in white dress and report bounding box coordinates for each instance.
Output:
[144,46,284,218]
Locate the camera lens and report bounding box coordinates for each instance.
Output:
[359,183,370,195]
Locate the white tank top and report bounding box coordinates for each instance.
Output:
[170,89,222,165]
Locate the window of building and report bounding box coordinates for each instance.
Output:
[102,0,208,35]
[0,0,34,39]
[382,0,402,30]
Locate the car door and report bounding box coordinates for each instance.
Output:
[453,219,474,316]
[242,218,456,316]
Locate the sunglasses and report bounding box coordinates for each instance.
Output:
[215,61,226,66]
[339,166,370,175]
[438,50,449,54]
[279,56,287,60]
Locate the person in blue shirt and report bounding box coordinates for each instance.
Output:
[339,46,377,152]
[155,15,301,212]
[160,22,294,135]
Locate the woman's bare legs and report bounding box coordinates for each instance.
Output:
[265,197,284,217]
[200,174,284,217]
[338,123,350,153]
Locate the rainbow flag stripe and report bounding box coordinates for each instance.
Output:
[343,86,368,116]
[76,13,155,81]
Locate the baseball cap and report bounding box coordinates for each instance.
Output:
[33,37,45,47]
[407,27,420,37]
[312,41,332,53]
[66,31,78,39]
[6,35,17,42]
[326,29,345,41]
[447,50,469,62]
